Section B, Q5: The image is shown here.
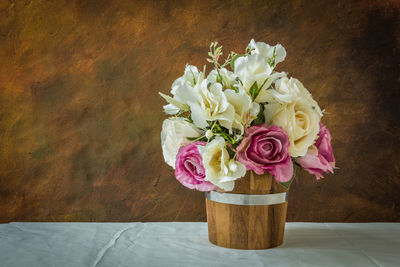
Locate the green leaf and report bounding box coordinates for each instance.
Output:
[249,81,260,100]
[267,47,277,67]
[213,123,235,144]
[259,77,269,91]
[245,46,255,55]
[279,160,297,189]
[252,103,265,125]
[216,73,222,83]
[186,136,208,142]
[231,86,239,93]
[188,67,197,84]
[220,132,235,144]
[159,92,190,111]
[235,77,243,86]
[230,54,243,71]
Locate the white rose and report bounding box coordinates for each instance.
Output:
[259,77,323,116]
[234,54,272,93]
[207,68,237,89]
[161,118,203,169]
[197,137,246,191]
[161,65,201,115]
[181,79,235,131]
[224,88,259,134]
[264,98,321,157]
[248,39,286,66]
[171,64,200,95]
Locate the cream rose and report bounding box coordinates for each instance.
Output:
[264,98,321,157]
[197,137,246,191]
[259,77,323,116]
[161,118,203,168]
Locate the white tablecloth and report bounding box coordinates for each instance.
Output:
[0,222,399,267]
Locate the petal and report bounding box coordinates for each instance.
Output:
[272,157,293,183]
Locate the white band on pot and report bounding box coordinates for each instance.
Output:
[205,191,288,206]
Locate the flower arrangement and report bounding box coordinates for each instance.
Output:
[160,40,335,191]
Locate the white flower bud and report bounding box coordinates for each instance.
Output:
[229,161,238,172]
[205,130,214,140]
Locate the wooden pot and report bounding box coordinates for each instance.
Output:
[205,171,288,249]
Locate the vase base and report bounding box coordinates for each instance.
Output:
[208,235,284,250]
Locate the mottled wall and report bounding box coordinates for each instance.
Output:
[0,0,399,222]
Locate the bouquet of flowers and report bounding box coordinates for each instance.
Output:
[160,40,335,192]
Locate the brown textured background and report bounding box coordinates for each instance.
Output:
[0,0,399,222]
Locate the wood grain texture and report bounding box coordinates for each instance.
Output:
[0,0,399,222]
[206,171,288,249]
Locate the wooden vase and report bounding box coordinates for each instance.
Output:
[205,171,289,249]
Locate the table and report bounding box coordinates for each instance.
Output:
[0,222,399,266]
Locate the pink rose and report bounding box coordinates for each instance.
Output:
[296,123,335,179]
[175,142,217,191]
[237,125,293,183]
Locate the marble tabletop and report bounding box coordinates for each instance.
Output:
[0,222,399,267]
